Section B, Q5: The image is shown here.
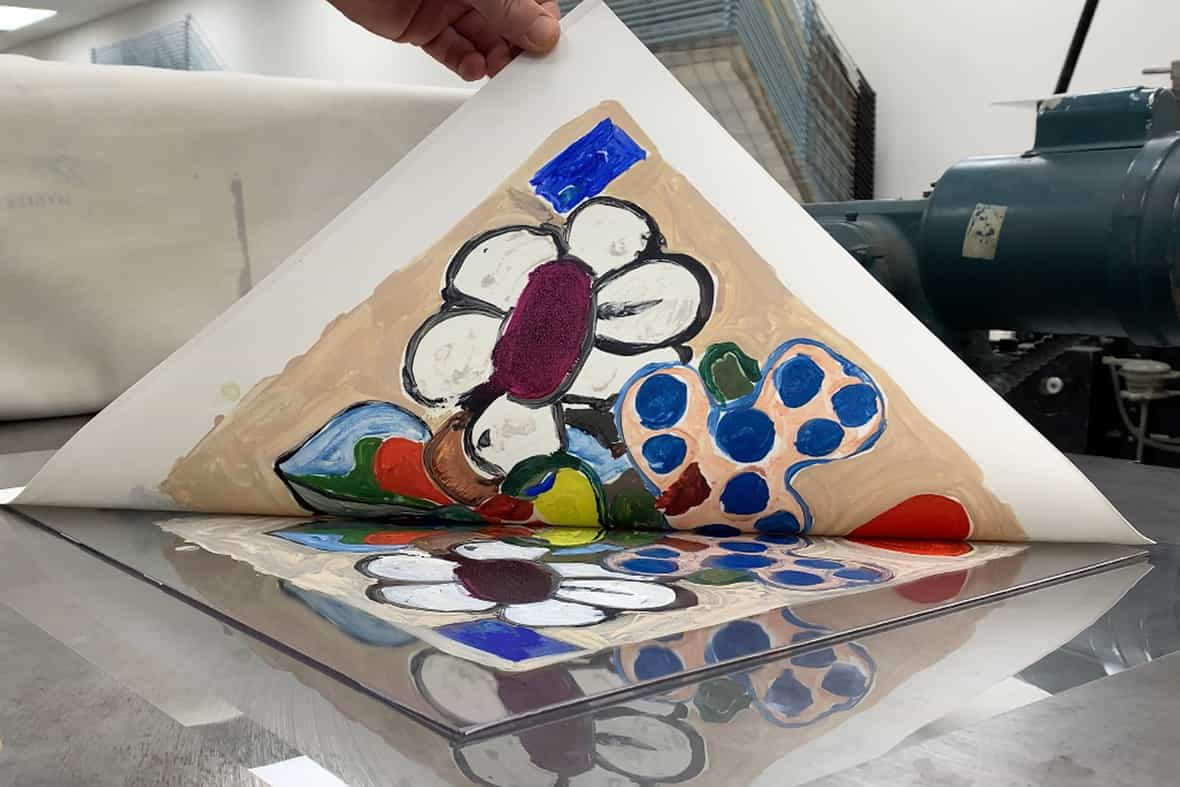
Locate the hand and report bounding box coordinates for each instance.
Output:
[327,0,561,81]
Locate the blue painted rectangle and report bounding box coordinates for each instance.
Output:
[529,118,647,213]
[437,619,579,662]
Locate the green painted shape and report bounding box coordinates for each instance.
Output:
[694,677,752,723]
[684,568,752,586]
[500,451,608,524]
[608,488,668,530]
[286,437,438,510]
[700,342,762,404]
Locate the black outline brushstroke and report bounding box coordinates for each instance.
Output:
[442,223,568,312]
[593,253,715,356]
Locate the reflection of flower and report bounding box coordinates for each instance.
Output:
[403,197,714,481]
[358,540,694,627]
[414,651,706,786]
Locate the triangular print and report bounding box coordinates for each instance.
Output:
[20,2,1145,545]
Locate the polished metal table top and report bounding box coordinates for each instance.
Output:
[1,439,1177,785]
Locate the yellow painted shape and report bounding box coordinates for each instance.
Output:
[534,526,604,546]
[533,468,600,527]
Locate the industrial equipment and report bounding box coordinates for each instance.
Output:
[805,86,1180,464]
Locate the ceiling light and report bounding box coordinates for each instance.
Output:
[0,5,57,32]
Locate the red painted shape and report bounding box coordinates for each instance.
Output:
[656,462,711,516]
[476,496,536,524]
[363,530,437,546]
[373,437,452,505]
[896,570,969,604]
[849,538,972,557]
[660,536,710,552]
[848,495,971,541]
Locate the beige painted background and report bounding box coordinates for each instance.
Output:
[163,102,1022,540]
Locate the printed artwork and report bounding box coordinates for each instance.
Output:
[159,515,1021,671]
[162,102,1024,541]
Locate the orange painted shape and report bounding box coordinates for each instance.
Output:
[895,570,970,604]
[848,494,971,541]
[476,497,536,524]
[849,538,972,557]
[363,530,438,546]
[374,437,453,505]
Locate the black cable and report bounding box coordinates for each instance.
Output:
[1055,0,1100,94]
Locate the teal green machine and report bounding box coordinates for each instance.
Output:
[805,87,1180,351]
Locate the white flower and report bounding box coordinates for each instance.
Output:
[402,198,714,478]
[358,540,688,627]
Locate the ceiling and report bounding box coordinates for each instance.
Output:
[0,0,145,50]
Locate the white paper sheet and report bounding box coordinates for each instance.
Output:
[17,1,1147,545]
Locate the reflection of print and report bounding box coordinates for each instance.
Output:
[162,514,1018,671]
[279,581,414,647]
[415,651,706,787]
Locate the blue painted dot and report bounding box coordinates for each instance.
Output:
[795,418,845,457]
[641,434,688,474]
[765,669,814,717]
[635,374,688,429]
[633,646,684,680]
[720,473,770,515]
[756,511,803,535]
[523,472,556,497]
[721,540,768,553]
[794,558,845,570]
[821,663,868,698]
[708,620,771,662]
[704,554,777,570]
[775,355,825,407]
[714,408,776,463]
[620,558,679,575]
[791,648,836,669]
[832,383,879,428]
[790,629,823,643]
[694,524,741,537]
[834,567,885,582]
[770,570,825,586]
[636,547,679,558]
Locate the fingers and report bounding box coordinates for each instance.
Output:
[454,7,513,76]
[422,25,488,81]
[466,0,561,54]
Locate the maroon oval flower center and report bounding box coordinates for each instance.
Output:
[488,259,594,402]
[454,558,558,604]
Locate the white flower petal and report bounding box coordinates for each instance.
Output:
[593,714,699,781]
[564,346,681,401]
[468,396,563,476]
[448,227,561,311]
[453,540,550,561]
[375,581,496,612]
[566,199,654,276]
[456,736,559,787]
[416,652,508,725]
[501,598,606,627]
[551,563,657,581]
[361,553,457,582]
[596,259,711,351]
[404,309,501,406]
[554,579,677,610]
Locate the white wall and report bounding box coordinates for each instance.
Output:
[7,0,466,88]
[817,0,1180,198]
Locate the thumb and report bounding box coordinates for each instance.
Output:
[467,0,560,54]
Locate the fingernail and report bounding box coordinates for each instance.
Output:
[525,15,560,51]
